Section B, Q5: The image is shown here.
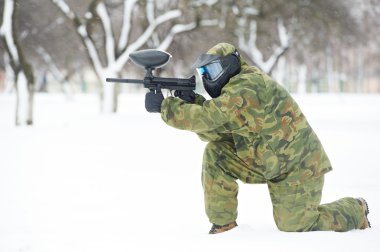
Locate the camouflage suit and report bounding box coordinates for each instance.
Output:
[161,43,366,232]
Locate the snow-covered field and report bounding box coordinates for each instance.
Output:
[0,93,379,252]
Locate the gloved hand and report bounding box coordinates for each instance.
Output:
[174,90,196,103]
[145,91,164,113]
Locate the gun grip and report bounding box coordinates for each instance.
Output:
[155,84,162,94]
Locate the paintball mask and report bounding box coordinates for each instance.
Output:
[194,49,241,98]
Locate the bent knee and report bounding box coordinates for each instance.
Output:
[275,217,316,232]
[276,223,300,232]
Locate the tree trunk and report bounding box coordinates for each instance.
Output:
[326,46,337,93]
[273,57,286,86]
[3,52,14,93]
[0,0,35,126]
[356,46,364,92]
[101,70,117,113]
[297,64,307,94]
[15,70,33,125]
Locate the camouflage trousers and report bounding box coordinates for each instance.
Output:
[202,141,365,231]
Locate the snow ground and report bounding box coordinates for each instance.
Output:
[0,93,379,252]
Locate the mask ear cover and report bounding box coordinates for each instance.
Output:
[203,52,241,98]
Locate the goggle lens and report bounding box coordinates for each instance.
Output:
[197,61,223,81]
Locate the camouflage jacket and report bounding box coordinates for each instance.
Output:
[161,45,332,185]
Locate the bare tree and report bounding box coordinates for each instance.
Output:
[0,0,35,126]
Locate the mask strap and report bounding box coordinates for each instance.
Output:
[232,49,240,58]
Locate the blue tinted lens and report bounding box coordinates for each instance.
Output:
[203,62,223,80]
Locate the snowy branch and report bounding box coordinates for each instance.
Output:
[277,18,289,47]
[146,0,155,24]
[157,19,218,51]
[0,0,19,64]
[114,9,182,72]
[157,23,197,51]
[262,19,290,73]
[118,0,138,52]
[96,2,116,65]
[77,24,104,76]
[51,0,104,75]
[51,0,75,20]
[192,0,219,7]
[243,7,259,16]
[238,18,290,74]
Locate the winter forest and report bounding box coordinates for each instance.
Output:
[0,0,380,125]
[1,1,380,252]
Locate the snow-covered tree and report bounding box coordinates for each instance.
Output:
[228,0,363,93]
[50,0,217,113]
[237,15,290,75]
[0,0,35,126]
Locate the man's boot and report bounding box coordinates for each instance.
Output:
[209,221,238,234]
[356,198,371,229]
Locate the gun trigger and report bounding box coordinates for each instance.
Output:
[156,84,162,94]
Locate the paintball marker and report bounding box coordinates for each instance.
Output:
[106,49,196,94]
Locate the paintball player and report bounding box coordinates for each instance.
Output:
[144,42,371,234]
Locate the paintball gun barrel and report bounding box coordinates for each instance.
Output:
[106,49,196,93]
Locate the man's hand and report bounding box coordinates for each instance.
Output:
[145,91,164,113]
[174,90,196,103]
